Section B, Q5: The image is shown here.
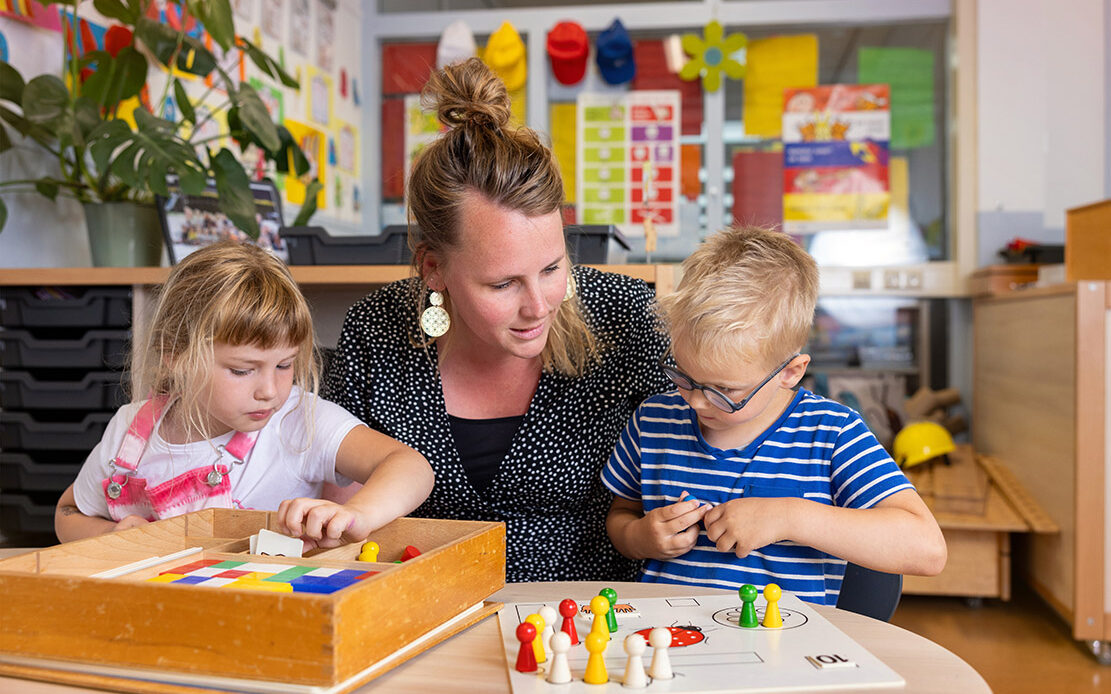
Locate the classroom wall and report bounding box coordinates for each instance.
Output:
[1,0,1109,269]
[975,0,1108,266]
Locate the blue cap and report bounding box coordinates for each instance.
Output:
[595,19,635,85]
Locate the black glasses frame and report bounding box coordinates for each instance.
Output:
[661,353,800,413]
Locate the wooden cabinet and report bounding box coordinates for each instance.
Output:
[972,280,1109,646]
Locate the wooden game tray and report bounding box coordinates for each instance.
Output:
[0,509,507,693]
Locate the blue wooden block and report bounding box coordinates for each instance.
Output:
[174,575,211,585]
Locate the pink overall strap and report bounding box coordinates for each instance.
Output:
[112,397,166,471]
[223,430,260,461]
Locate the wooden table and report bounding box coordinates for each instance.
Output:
[0,564,990,694]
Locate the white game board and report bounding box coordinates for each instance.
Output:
[499,592,905,693]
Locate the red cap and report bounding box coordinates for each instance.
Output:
[547,21,589,85]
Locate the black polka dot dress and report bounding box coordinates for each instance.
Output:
[322,266,672,582]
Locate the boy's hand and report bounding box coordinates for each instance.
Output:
[632,492,711,559]
[112,515,150,532]
[703,498,793,558]
[277,497,373,550]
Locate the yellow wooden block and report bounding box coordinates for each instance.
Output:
[226,578,293,592]
[146,573,185,583]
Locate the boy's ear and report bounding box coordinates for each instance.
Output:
[780,354,811,388]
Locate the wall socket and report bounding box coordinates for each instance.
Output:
[881,269,925,290]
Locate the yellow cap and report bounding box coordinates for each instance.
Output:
[893,421,955,468]
[484,22,527,91]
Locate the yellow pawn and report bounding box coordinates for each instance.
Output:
[583,631,609,684]
[762,583,783,628]
[358,541,379,562]
[525,613,546,663]
[589,594,611,640]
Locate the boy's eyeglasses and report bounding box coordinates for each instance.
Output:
[661,353,800,413]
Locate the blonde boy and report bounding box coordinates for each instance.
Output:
[601,227,945,604]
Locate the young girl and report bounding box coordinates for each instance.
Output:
[55,241,434,548]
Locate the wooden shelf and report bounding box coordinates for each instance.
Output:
[0,264,669,288]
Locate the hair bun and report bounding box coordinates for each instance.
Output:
[422,57,512,130]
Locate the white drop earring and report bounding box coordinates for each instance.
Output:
[420,290,451,337]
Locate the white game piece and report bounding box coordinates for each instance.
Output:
[622,633,648,688]
[539,605,558,655]
[648,626,673,680]
[546,631,572,684]
[255,528,303,558]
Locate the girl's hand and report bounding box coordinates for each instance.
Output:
[112,515,150,532]
[277,497,370,550]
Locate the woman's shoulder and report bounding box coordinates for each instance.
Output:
[574,265,659,329]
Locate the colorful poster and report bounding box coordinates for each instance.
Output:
[284,118,326,209]
[403,94,443,205]
[576,91,681,238]
[549,103,577,205]
[858,47,935,149]
[743,35,818,138]
[781,84,890,233]
[0,0,61,31]
[337,121,357,174]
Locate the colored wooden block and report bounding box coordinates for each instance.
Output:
[214,569,251,579]
[264,566,317,583]
[0,509,507,691]
[226,578,294,592]
[145,573,185,583]
[172,575,211,585]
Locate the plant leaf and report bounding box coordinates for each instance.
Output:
[0,61,25,104]
[81,46,147,109]
[238,37,299,88]
[172,80,196,124]
[0,123,11,152]
[92,0,137,24]
[232,82,279,152]
[211,147,258,238]
[189,0,235,52]
[91,111,206,198]
[0,197,7,232]
[35,179,60,200]
[136,17,216,77]
[22,75,70,130]
[277,126,310,177]
[291,179,321,226]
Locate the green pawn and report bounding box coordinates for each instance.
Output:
[739,584,759,628]
[600,587,618,633]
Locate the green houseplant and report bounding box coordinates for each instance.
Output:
[0,0,321,240]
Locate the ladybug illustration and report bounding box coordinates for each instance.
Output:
[634,624,705,648]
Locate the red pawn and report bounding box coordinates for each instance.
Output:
[515,621,538,673]
[558,598,580,646]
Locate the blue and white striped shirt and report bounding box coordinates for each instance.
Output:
[601,388,913,605]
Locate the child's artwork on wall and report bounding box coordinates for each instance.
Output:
[317,0,335,71]
[307,66,332,126]
[284,119,327,210]
[289,0,309,55]
[337,122,357,174]
[261,0,282,39]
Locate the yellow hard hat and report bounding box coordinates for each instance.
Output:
[893,421,955,468]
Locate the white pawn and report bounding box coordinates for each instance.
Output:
[539,605,558,655]
[648,627,673,680]
[546,631,572,684]
[622,633,648,688]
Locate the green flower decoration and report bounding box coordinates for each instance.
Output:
[679,21,748,92]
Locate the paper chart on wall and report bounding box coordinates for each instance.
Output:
[576,91,680,238]
[403,94,443,207]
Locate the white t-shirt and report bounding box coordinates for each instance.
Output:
[73,386,363,519]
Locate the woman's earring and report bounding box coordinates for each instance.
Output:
[420,290,450,337]
[563,273,576,302]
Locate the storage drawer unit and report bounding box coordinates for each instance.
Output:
[0,285,133,545]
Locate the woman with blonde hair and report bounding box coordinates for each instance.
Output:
[323,58,671,581]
